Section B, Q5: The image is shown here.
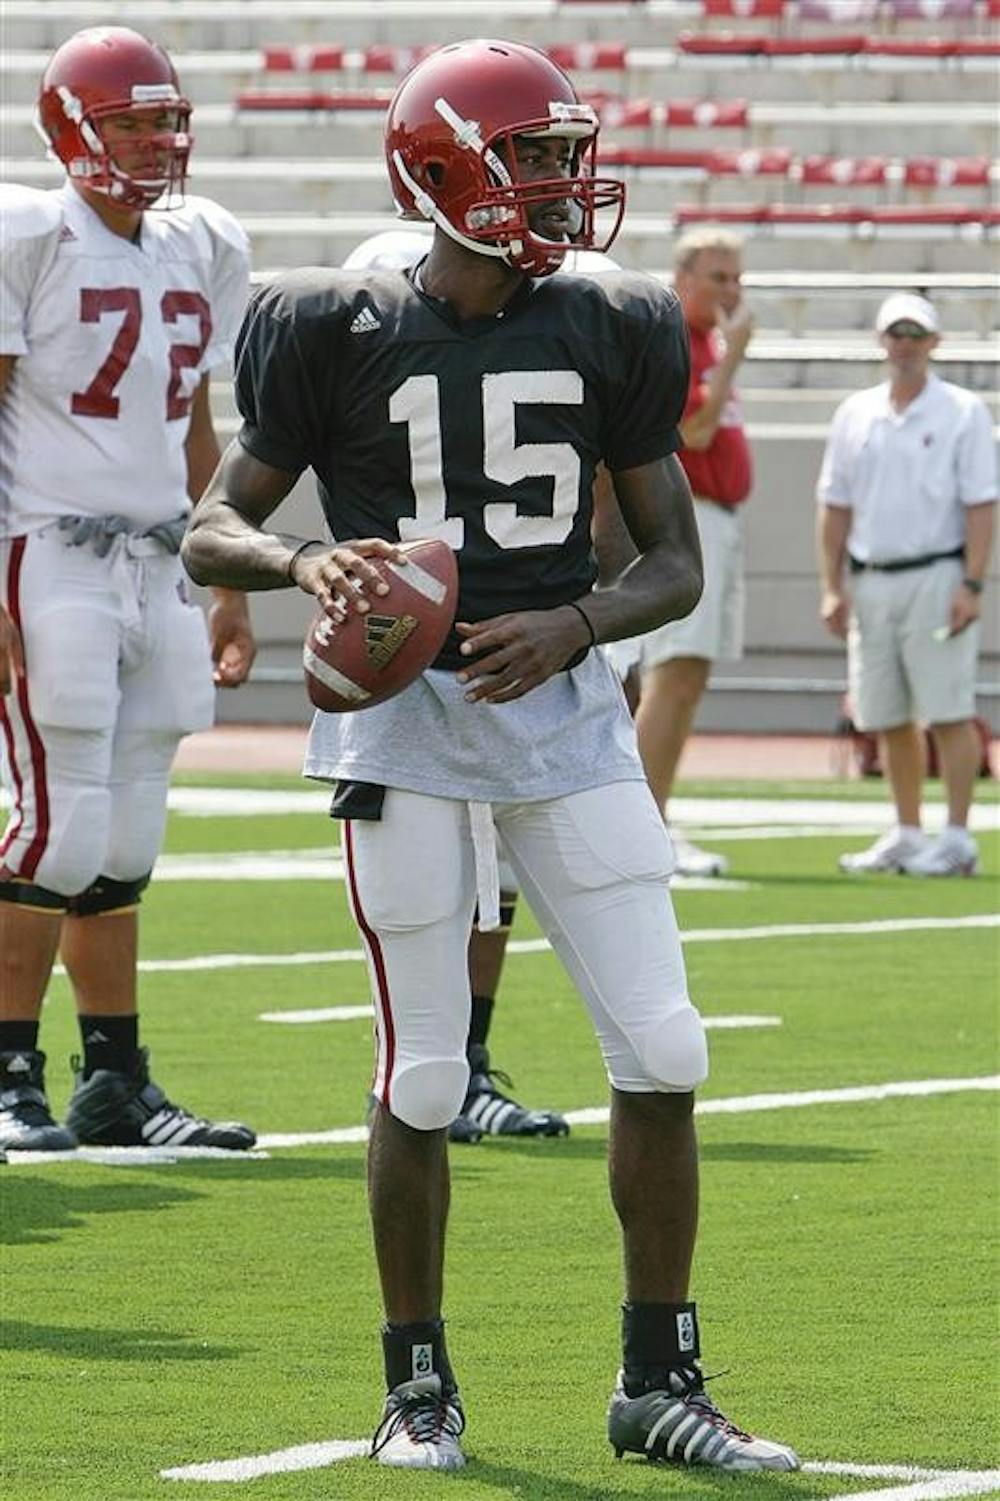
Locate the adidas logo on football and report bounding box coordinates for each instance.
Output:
[364,613,417,669]
[349,306,381,335]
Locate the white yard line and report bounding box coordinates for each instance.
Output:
[258,1004,782,1028]
[9,1076,995,1165]
[158,1444,999,1491]
[151,786,999,832]
[150,849,751,888]
[807,1464,1000,1501]
[70,912,995,977]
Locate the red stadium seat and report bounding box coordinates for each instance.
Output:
[236,89,389,111]
[797,156,889,187]
[674,204,998,232]
[599,98,655,128]
[701,0,786,15]
[953,40,1000,59]
[599,146,711,171]
[262,46,347,72]
[362,46,437,73]
[598,97,750,130]
[860,39,957,58]
[675,204,772,224]
[888,0,976,16]
[797,0,879,18]
[762,35,866,54]
[903,156,991,188]
[545,43,628,70]
[677,32,767,54]
[662,99,751,128]
[703,147,793,175]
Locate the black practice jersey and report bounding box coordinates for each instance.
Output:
[235,263,689,668]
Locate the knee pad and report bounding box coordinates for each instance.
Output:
[30,785,110,898]
[65,871,152,918]
[0,877,69,914]
[385,1057,470,1132]
[638,1004,708,1094]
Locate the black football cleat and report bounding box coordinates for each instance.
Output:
[608,1364,799,1471]
[449,1044,569,1141]
[65,1048,255,1150]
[0,1050,77,1151]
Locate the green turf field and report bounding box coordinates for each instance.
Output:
[2,775,998,1501]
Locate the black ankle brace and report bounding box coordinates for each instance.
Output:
[382,1318,456,1396]
[621,1301,701,1396]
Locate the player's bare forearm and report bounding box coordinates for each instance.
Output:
[182,440,312,590]
[456,456,701,705]
[585,455,703,640]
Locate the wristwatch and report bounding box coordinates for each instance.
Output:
[962,577,983,595]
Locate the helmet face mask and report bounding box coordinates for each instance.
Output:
[385,39,625,278]
[38,27,191,210]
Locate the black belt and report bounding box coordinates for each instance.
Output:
[848,547,964,575]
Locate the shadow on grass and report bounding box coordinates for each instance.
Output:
[467,1453,807,1498]
[0,1155,362,1245]
[473,1137,872,1166]
[0,1319,241,1363]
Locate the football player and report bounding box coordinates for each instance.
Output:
[343,227,569,1144]
[183,38,799,1473]
[0,27,257,1152]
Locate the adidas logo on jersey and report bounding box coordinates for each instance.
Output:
[349,306,381,335]
[364,613,418,669]
[58,223,77,243]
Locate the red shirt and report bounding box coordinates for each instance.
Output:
[678,323,753,506]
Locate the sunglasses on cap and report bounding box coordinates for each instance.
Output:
[884,321,933,339]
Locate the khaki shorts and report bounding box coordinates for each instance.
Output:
[605,497,745,678]
[848,558,979,731]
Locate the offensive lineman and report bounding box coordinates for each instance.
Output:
[183,39,800,1473]
[0,27,257,1152]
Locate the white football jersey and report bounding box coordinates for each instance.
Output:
[0,183,250,537]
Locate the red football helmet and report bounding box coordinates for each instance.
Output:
[385,38,625,277]
[37,26,191,209]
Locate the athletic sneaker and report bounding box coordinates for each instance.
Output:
[901,829,979,877]
[838,827,926,874]
[669,834,729,879]
[65,1048,256,1150]
[607,1365,800,1472]
[370,1374,466,1470]
[449,1044,569,1141]
[0,1050,77,1152]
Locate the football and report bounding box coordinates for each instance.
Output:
[302,537,459,712]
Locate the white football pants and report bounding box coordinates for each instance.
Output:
[344,781,708,1131]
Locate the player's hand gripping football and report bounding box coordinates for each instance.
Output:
[290,539,408,619]
[456,604,594,704]
[0,604,25,697]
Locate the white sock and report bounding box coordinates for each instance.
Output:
[898,824,922,840]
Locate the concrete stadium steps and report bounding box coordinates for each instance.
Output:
[4,100,996,159]
[182,208,1000,278]
[5,47,999,108]
[8,153,997,218]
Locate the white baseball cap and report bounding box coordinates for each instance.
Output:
[875,292,940,335]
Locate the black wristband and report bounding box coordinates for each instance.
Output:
[287,540,325,585]
[962,577,983,595]
[568,599,597,648]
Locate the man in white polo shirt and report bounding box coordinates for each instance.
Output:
[817,292,996,876]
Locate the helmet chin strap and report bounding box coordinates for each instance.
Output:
[391,150,508,262]
[391,149,571,277]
